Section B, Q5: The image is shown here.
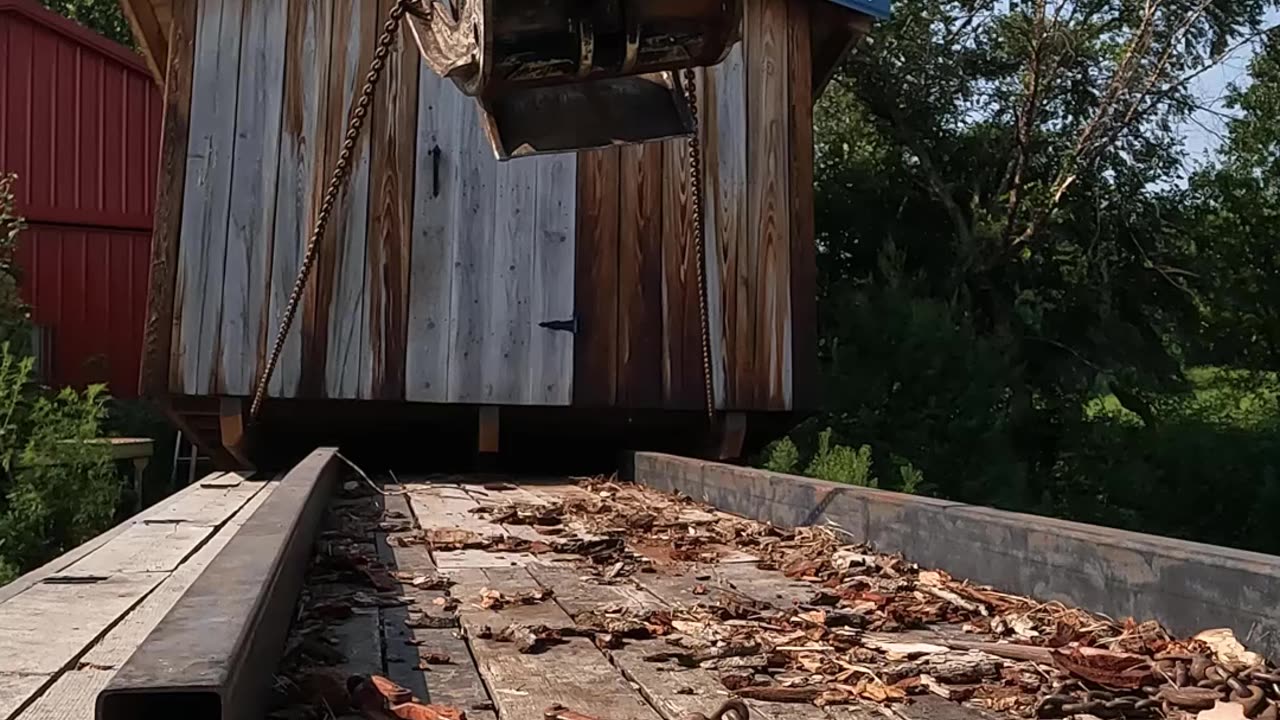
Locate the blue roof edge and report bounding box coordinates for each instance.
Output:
[823,0,890,20]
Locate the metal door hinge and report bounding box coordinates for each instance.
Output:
[539,317,579,335]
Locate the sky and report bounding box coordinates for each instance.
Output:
[1178,9,1280,176]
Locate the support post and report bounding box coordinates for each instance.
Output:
[219,397,255,470]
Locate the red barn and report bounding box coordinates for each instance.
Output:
[0,0,161,397]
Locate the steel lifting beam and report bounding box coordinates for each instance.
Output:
[96,448,341,720]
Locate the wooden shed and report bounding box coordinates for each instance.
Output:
[119,0,883,468]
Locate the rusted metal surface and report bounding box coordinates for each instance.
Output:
[97,449,340,720]
[1,0,161,398]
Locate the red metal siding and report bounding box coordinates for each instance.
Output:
[15,224,151,395]
[0,0,161,397]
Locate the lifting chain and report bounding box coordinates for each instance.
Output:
[251,0,427,421]
[252,1,717,429]
[682,67,717,426]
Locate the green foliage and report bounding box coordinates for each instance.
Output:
[0,175,31,351]
[762,436,800,475]
[39,0,134,47]
[772,2,1280,555]
[805,429,878,488]
[0,345,116,586]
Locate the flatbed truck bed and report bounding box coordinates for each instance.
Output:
[1,451,1278,720]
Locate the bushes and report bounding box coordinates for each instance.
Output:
[0,348,116,584]
[757,283,1280,555]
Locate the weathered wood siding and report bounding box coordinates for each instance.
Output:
[572,0,815,412]
[165,0,578,405]
[151,0,816,413]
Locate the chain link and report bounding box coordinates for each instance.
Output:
[251,0,424,421]
[682,68,717,426]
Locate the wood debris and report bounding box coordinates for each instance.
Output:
[274,476,1280,720]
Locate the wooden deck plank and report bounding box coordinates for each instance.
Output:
[0,674,46,720]
[0,474,228,605]
[451,567,663,720]
[0,574,164,676]
[405,484,505,538]
[65,523,214,575]
[128,474,264,527]
[14,483,279,720]
[380,495,498,718]
[611,640,831,720]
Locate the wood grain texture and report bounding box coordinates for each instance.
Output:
[573,149,620,407]
[406,61,462,402]
[221,0,287,396]
[174,0,246,395]
[446,98,497,403]
[788,0,818,413]
[322,0,378,399]
[488,159,537,404]
[704,43,747,411]
[529,153,577,406]
[617,143,664,408]
[0,573,164,675]
[747,0,793,411]
[143,0,195,397]
[660,136,705,410]
[268,0,333,398]
[367,0,420,400]
[452,568,665,720]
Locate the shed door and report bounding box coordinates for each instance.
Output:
[406,71,578,406]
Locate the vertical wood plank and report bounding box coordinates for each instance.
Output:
[789,0,817,413]
[747,0,792,411]
[446,98,497,403]
[488,159,537,404]
[406,62,461,402]
[704,46,746,411]
[174,0,245,395]
[221,0,287,396]
[367,0,419,400]
[617,143,664,407]
[572,149,619,407]
[144,0,196,397]
[322,0,377,399]
[270,0,332,398]
[529,154,577,406]
[660,136,705,411]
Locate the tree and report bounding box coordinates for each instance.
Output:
[819,0,1276,422]
[40,0,134,48]
[1185,28,1280,367]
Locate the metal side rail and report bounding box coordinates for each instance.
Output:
[96,448,341,720]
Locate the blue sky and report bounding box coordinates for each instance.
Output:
[1178,9,1280,175]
